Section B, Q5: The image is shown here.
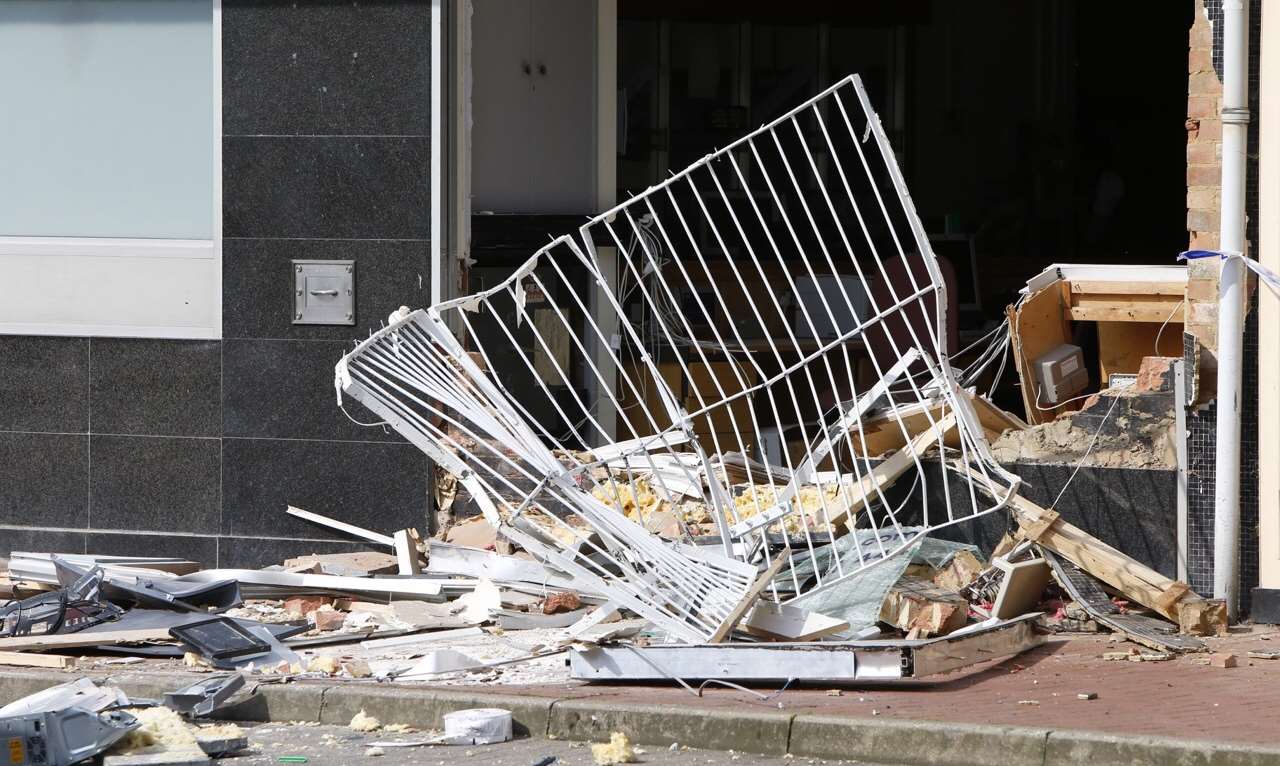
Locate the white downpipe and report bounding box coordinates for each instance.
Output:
[1215,0,1251,619]
[430,0,444,305]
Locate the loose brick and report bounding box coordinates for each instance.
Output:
[285,596,332,617]
[312,609,347,632]
[542,591,583,615]
[1210,653,1239,669]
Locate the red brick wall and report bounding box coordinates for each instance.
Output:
[1187,0,1223,250]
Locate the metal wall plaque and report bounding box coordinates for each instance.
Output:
[293,260,354,325]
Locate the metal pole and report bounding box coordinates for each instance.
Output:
[1214,0,1251,619]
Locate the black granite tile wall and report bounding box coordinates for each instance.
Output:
[0,432,89,529]
[221,437,427,539]
[215,536,371,570]
[223,238,429,341]
[222,0,431,136]
[0,529,86,559]
[0,336,89,433]
[882,458,1181,578]
[222,137,431,239]
[90,339,221,437]
[213,0,433,561]
[88,435,221,535]
[222,339,398,442]
[85,532,219,569]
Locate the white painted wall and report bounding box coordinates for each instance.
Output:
[1258,0,1280,591]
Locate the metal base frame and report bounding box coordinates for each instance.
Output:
[569,614,1043,683]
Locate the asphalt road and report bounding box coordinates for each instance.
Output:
[227,722,879,766]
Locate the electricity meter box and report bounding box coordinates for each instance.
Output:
[1033,343,1088,404]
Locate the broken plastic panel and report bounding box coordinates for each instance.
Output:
[0,678,129,719]
[163,674,247,718]
[0,563,123,638]
[335,75,1019,642]
[51,555,242,613]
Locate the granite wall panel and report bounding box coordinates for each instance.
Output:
[90,339,221,437]
[221,437,428,540]
[222,137,430,240]
[0,336,89,433]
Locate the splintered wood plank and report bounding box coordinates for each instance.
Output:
[851,393,1026,457]
[880,576,969,637]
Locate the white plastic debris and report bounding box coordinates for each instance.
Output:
[441,708,512,745]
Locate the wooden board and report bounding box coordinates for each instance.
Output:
[0,651,76,669]
[0,628,173,652]
[826,414,956,529]
[851,394,1026,457]
[1096,321,1184,384]
[1069,281,1185,296]
[910,616,1045,678]
[1068,301,1186,323]
[1043,549,1205,652]
[1007,280,1073,425]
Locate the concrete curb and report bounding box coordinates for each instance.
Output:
[2,669,1279,766]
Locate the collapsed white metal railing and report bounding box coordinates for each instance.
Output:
[335,75,1019,642]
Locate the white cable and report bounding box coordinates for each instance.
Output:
[1153,299,1185,355]
[339,402,390,430]
[1032,383,1104,413]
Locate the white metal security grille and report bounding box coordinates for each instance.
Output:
[336,75,1019,642]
